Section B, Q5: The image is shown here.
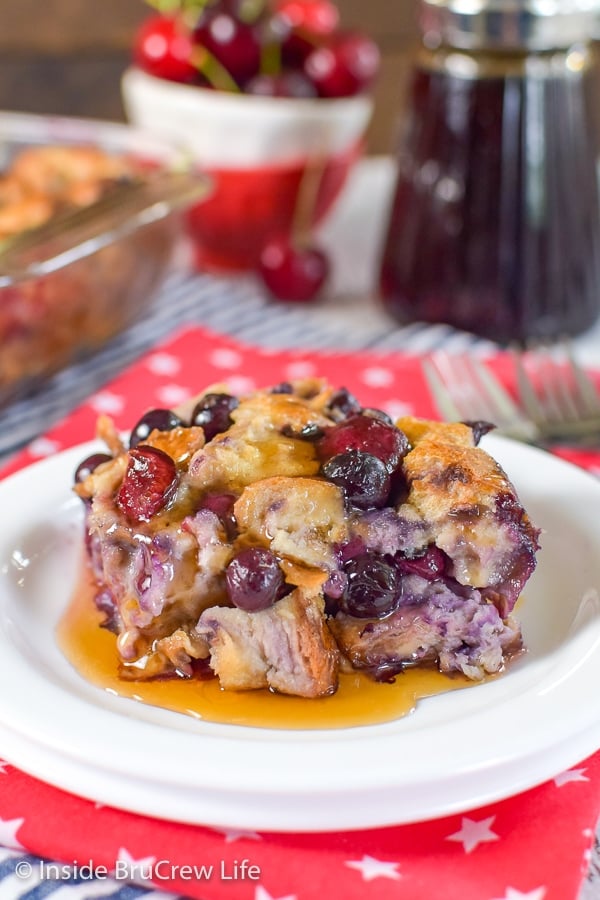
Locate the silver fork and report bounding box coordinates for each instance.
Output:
[423,347,600,447]
[513,341,600,445]
[422,352,541,444]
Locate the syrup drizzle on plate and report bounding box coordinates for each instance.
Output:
[57,566,474,730]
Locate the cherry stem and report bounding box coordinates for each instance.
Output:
[145,0,266,20]
[145,0,212,14]
[290,152,328,247]
[237,0,268,24]
[190,45,241,92]
[260,37,282,76]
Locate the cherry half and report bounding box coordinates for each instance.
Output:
[116,446,178,523]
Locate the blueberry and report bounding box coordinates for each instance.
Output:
[130,408,185,448]
[340,552,400,618]
[321,450,391,509]
[225,547,285,612]
[74,452,113,484]
[325,387,362,421]
[191,393,239,442]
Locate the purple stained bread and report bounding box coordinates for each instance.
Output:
[74,379,540,698]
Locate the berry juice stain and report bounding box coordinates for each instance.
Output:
[56,562,474,730]
[379,46,600,343]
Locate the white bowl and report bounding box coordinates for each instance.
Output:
[122,66,373,168]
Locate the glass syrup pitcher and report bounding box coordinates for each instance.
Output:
[379,0,600,344]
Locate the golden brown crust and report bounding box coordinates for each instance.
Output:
[187,390,329,493]
[230,388,333,433]
[7,145,135,204]
[143,425,205,466]
[397,415,515,523]
[234,476,348,570]
[398,416,475,449]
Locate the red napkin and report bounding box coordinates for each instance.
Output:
[1,325,598,900]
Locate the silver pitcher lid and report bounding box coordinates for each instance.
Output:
[420,0,600,50]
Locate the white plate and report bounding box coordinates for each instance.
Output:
[0,437,599,833]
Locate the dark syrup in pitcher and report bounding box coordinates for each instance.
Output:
[379,46,600,343]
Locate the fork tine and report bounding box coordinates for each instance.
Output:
[423,352,539,442]
[548,356,583,420]
[515,342,600,425]
[425,353,491,421]
[513,341,600,443]
[514,350,548,424]
[564,341,600,418]
[465,356,540,442]
[434,354,489,420]
[430,352,519,424]
[467,356,525,424]
[422,358,463,421]
[517,347,575,423]
[455,356,503,421]
[424,346,600,447]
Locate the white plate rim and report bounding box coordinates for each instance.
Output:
[0,436,599,832]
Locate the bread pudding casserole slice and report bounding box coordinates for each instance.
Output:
[74,379,540,698]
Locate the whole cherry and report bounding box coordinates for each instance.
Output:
[304,29,380,97]
[134,0,381,101]
[273,0,339,36]
[259,235,329,302]
[133,14,199,84]
[193,7,262,87]
[274,0,340,66]
[258,146,331,302]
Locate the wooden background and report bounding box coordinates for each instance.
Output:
[0,0,419,154]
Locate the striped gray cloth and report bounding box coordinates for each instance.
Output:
[0,266,499,466]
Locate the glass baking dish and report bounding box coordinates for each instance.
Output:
[0,111,209,408]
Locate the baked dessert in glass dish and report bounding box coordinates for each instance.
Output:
[0,144,140,241]
[0,112,207,408]
[73,379,540,707]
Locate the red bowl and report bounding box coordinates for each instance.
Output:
[186,139,363,271]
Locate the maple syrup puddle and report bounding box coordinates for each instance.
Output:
[56,567,477,730]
